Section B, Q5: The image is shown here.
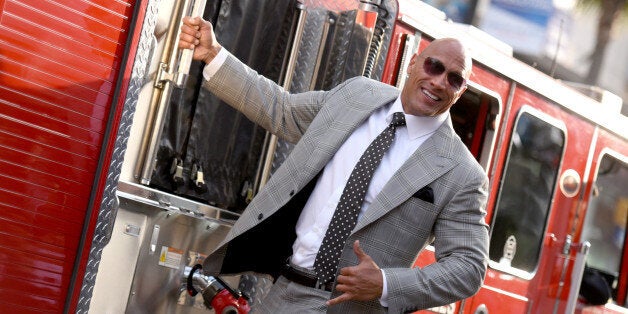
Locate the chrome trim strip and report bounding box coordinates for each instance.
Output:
[116,181,240,225]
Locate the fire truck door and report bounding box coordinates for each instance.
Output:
[480,102,589,313]
[479,92,628,314]
[135,0,299,214]
[576,133,628,312]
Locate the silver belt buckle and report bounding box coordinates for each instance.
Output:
[314,279,326,290]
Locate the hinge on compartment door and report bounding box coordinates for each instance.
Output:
[155,62,188,88]
[562,235,572,255]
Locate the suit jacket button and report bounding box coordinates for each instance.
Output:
[289,190,295,196]
[257,213,264,220]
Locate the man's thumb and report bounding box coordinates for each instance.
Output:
[353,240,367,260]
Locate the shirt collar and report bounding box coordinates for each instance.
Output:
[386,97,448,140]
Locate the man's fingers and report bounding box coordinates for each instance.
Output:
[178,33,197,49]
[327,293,352,306]
[179,17,207,50]
[182,16,200,27]
[179,31,197,42]
[180,17,203,38]
[335,274,354,286]
[180,23,201,38]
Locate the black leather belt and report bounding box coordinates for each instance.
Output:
[280,263,334,292]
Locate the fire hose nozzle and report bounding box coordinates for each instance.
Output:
[184,264,250,314]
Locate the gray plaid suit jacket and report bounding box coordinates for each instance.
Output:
[202,54,489,313]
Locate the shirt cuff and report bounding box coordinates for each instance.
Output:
[202,47,228,81]
[379,269,389,307]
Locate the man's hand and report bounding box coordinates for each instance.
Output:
[327,240,384,306]
[178,16,222,64]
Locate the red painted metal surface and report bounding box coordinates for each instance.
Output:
[576,128,628,312]
[0,0,135,312]
[0,0,626,313]
[66,0,150,310]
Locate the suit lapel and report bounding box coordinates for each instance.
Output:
[354,118,457,232]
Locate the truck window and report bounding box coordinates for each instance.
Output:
[450,90,487,160]
[449,87,500,171]
[581,153,628,304]
[489,110,565,274]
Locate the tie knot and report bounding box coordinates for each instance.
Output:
[391,112,406,128]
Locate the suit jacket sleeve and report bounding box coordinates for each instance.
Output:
[203,52,353,144]
[383,165,489,313]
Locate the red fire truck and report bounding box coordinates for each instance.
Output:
[1,0,627,313]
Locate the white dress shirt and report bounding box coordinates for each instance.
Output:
[203,48,448,305]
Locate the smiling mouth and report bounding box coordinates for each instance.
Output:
[422,88,440,101]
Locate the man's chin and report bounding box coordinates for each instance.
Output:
[409,106,439,117]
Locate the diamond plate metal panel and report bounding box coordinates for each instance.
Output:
[319,9,358,89]
[302,0,358,11]
[288,8,328,94]
[272,7,330,173]
[75,0,163,312]
[272,0,399,174]
[271,139,295,175]
[238,273,274,309]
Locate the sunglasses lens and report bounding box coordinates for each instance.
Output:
[447,73,464,90]
[423,57,445,76]
[423,57,465,90]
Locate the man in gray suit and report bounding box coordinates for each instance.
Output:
[179,16,489,313]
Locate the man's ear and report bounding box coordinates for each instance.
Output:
[459,85,468,95]
[453,85,468,103]
[407,53,418,75]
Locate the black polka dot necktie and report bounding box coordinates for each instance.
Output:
[314,112,406,285]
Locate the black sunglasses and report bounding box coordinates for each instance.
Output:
[423,57,466,90]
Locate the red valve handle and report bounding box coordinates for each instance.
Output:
[211,289,251,314]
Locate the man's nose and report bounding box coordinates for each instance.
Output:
[431,72,448,89]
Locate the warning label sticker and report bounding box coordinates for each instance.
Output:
[159,246,183,269]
